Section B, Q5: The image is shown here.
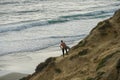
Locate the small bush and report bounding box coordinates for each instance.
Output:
[98,20,111,31]
[72,40,87,49]
[100,32,108,36]
[86,77,95,80]
[96,51,119,71]
[35,57,56,73]
[78,40,86,47]
[97,72,105,76]
[69,49,88,60]
[55,68,62,73]
[94,72,105,80]
[78,49,88,56]
[69,54,78,60]
[114,31,118,38]
[45,57,56,64]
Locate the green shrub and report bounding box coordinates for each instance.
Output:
[96,51,119,71]
[78,40,87,47]
[72,40,87,50]
[98,20,111,31]
[35,57,56,73]
[69,48,88,60]
[69,54,78,60]
[94,72,105,80]
[55,68,62,73]
[86,77,95,80]
[78,49,88,56]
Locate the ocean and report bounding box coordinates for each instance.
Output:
[0,0,120,76]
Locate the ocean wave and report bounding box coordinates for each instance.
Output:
[0,1,19,5]
[0,21,48,33]
[0,0,35,5]
[49,34,86,39]
[16,10,40,14]
[0,8,116,33]
[61,9,115,19]
[110,2,120,6]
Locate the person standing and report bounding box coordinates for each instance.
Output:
[60,40,68,57]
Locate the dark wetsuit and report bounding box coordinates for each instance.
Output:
[60,42,68,57]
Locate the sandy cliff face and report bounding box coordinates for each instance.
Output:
[20,9,120,80]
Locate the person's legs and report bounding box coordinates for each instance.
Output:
[62,48,64,57]
[65,48,68,55]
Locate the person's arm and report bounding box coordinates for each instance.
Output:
[60,44,63,49]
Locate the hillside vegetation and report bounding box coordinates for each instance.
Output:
[21,9,120,80]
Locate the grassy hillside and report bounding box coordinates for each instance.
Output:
[20,9,120,80]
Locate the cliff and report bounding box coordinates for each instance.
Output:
[20,9,120,80]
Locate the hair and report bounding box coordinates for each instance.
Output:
[61,40,63,42]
